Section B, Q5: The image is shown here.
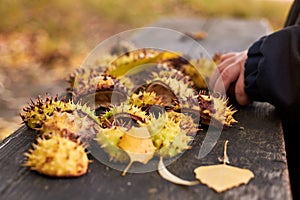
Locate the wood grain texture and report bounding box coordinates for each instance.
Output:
[0,102,292,200]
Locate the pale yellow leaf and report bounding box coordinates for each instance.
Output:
[118,127,156,176]
[194,164,254,192]
[194,140,254,192]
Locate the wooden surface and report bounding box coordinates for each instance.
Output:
[0,18,292,200]
[131,17,272,57]
[0,102,292,200]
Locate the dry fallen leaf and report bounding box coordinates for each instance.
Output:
[194,164,254,193]
[180,31,207,41]
[158,156,199,186]
[118,127,156,176]
[194,140,254,192]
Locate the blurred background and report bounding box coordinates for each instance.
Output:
[0,0,293,140]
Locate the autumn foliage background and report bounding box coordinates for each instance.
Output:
[0,0,293,139]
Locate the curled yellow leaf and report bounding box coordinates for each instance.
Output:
[158,156,199,186]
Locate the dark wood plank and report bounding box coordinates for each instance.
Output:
[0,102,292,200]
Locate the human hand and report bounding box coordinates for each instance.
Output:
[209,51,251,106]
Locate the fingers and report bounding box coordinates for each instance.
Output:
[209,56,238,88]
[209,51,250,106]
[235,63,251,105]
[219,52,236,62]
[209,52,239,91]
[213,64,240,95]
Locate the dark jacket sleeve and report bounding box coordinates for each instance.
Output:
[245,4,300,196]
[244,25,300,116]
[285,0,300,26]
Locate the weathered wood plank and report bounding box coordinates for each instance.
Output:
[0,102,292,200]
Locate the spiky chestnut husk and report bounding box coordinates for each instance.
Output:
[171,90,201,123]
[74,73,115,97]
[23,134,89,177]
[166,111,199,137]
[66,52,125,94]
[20,95,74,130]
[148,67,198,102]
[75,103,101,125]
[147,112,194,158]
[145,67,200,120]
[70,73,129,108]
[128,90,167,117]
[198,94,237,127]
[66,68,103,95]
[72,73,121,96]
[95,126,129,162]
[161,53,222,90]
[144,80,177,108]
[100,103,150,128]
[129,91,162,107]
[20,95,101,130]
[41,111,99,142]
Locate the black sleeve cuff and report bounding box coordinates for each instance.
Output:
[243,26,300,111]
[244,36,266,102]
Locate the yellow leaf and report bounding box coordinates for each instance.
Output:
[107,50,181,77]
[194,164,254,193]
[118,127,156,176]
[194,140,254,192]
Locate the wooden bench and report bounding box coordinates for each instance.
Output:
[0,18,292,200]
